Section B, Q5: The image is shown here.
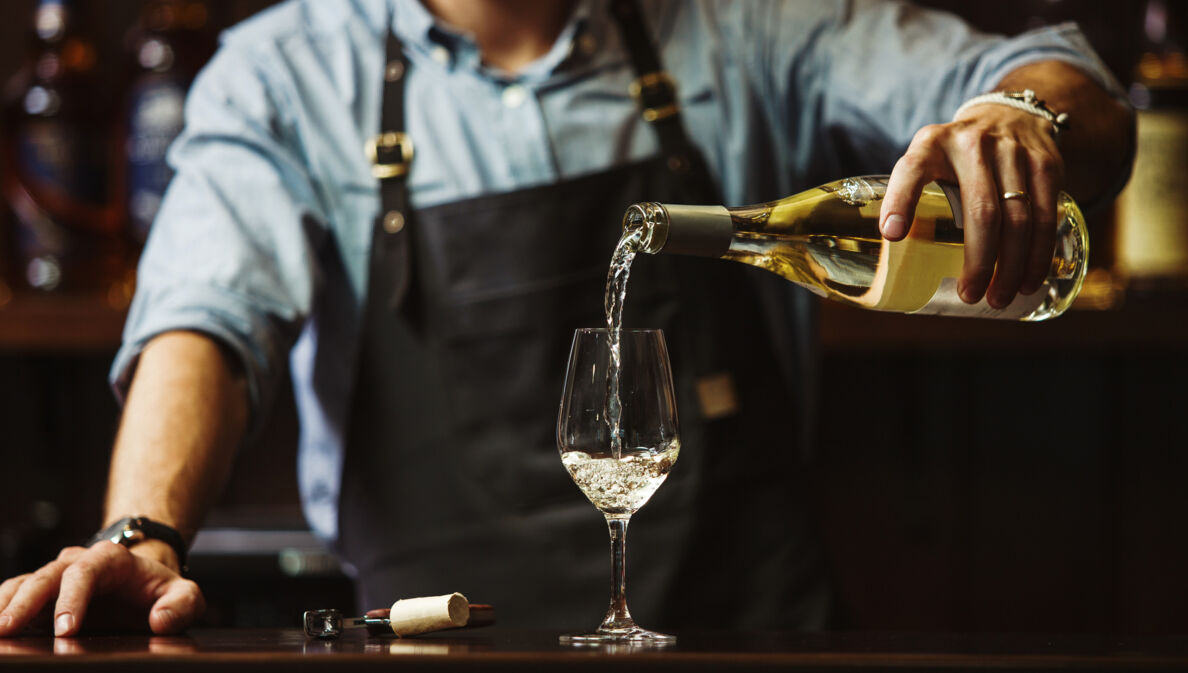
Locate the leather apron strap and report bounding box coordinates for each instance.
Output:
[369,25,415,313]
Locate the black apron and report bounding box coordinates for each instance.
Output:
[338,0,831,630]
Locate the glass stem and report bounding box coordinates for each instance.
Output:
[601,514,635,631]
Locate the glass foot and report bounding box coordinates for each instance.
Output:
[560,626,675,647]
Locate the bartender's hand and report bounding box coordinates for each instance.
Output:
[0,539,203,637]
[879,102,1064,309]
[878,60,1133,310]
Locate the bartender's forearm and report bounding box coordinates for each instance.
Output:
[103,331,250,570]
[992,60,1133,203]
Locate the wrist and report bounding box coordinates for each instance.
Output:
[89,516,190,575]
[953,89,1070,138]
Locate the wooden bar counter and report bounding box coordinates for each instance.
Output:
[3,629,1188,672]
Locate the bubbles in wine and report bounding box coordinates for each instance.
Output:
[561,445,680,515]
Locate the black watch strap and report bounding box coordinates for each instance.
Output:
[88,516,189,573]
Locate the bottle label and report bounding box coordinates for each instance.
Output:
[915,182,1048,318]
[127,79,186,241]
[910,277,1047,319]
[16,120,107,205]
[8,119,111,291]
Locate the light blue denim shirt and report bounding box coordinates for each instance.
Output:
[111,0,1127,544]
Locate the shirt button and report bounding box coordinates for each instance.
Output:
[431,46,450,66]
[383,211,405,234]
[384,60,404,82]
[501,84,527,108]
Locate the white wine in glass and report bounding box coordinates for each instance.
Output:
[557,328,679,645]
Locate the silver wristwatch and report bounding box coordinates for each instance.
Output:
[88,516,189,574]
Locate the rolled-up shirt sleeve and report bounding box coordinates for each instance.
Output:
[110,39,327,434]
[753,0,1130,184]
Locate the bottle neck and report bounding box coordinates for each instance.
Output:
[623,202,733,257]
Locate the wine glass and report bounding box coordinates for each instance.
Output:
[556,327,680,645]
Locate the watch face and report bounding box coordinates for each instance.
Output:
[88,516,189,573]
[93,520,136,546]
[120,526,147,544]
[92,517,139,547]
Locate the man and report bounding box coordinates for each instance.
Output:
[0,0,1131,636]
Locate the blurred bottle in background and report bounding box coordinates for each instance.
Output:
[123,0,213,245]
[1,0,130,303]
[1115,0,1188,293]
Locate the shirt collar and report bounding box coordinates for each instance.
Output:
[388,0,603,81]
[389,0,438,52]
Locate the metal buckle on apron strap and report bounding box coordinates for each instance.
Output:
[629,71,679,123]
[366,131,415,179]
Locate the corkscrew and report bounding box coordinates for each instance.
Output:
[303,593,494,639]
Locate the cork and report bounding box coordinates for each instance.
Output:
[387,592,470,636]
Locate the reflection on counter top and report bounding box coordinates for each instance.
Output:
[4,629,1188,671]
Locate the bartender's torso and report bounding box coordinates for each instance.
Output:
[282,0,835,548]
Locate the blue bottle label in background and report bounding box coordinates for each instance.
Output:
[126,78,185,242]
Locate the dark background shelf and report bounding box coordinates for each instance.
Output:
[0,292,128,352]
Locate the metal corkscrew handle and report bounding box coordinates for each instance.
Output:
[303,609,390,639]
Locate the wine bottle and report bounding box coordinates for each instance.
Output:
[622,176,1087,321]
[1115,0,1188,291]
[1,0,129,299]
[124,0,212,244]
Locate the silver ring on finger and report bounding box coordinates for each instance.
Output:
[1001,190,1031,205]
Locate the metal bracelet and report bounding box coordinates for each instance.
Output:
[953,89,1070,137]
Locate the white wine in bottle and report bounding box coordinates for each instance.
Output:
[622,176,1088,321]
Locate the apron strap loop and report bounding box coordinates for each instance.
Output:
[610,0,696,168]
[367,131,415,180]
[629,71,680,123]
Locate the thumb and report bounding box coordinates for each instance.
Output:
[148,578,205,635]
